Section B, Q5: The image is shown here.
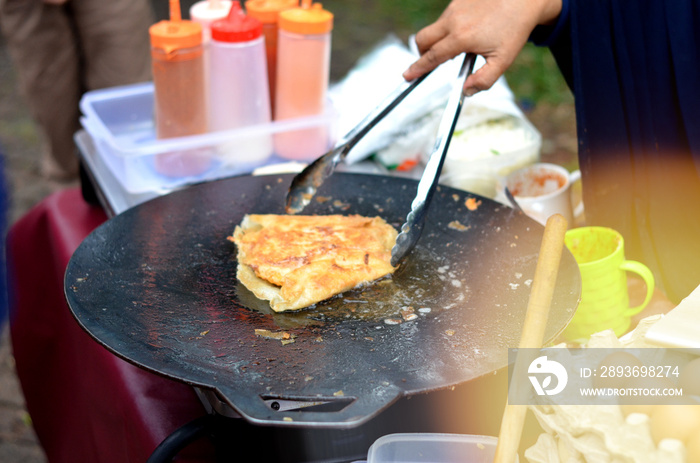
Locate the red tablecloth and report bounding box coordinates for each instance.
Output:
[7,189,214,462]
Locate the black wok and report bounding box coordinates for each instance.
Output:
[64,172,580,428]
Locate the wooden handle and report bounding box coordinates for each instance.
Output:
[494,213,568,463]
[518,213,568,349]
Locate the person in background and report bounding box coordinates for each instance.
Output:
[404,0,700,305]
[0,0,154,183]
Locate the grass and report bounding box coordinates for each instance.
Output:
[506,43,573,106]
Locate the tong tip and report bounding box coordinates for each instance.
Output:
[284,150,340,214]
[285,188,315,214]
[390,221,421,267]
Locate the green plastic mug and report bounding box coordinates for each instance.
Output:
[562,226,655,342]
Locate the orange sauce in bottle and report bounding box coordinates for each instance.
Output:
[149,0,211,177]
[245,0,298,118]
[273,0,333,160]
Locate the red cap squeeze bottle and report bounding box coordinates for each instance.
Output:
[208,1,273,164]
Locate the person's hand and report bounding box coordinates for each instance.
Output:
[403,0,562,95]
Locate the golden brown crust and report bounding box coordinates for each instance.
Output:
[230,214,398,312]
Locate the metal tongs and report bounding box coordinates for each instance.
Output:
[285,53,477,266]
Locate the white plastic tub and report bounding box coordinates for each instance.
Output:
[79,82,336,194]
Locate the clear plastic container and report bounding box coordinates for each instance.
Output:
[79,82,336,194]
[366,433,498,463]
[274,0,333,160]
[209,1,272,164]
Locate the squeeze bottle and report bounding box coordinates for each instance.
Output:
[149,0,210,177]
[274,0,333,160]
[245,0,298,117]
[209,1,273,164]
[189,0,231,137]
[189,0,233,44]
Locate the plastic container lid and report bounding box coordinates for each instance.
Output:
[211,0,263,42]
[279,0,333,35]
[245,0,298,24]
[150,0,203,53]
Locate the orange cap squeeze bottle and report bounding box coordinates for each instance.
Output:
[149,0,210,176]
[245,0,298,114]
[149,0,204,58]
[278,0,332,35]
[273,0,333,159]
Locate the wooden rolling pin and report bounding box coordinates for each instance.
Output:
[493,213,568,463]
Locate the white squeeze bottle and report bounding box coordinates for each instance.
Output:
[274,0,333,160]
[189,0,232,122]
[189,0,233,44]
[209,1,273,164]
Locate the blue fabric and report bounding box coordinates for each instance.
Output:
[530,0,570,48]
[535,0,700,302]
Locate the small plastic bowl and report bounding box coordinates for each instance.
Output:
[366,433,498,463]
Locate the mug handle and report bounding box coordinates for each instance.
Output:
[619,260,655,317]
[568,170,584,222]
